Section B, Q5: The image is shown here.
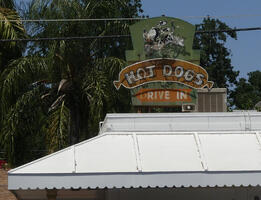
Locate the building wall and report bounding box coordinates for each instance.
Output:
[0,169,17,200]
[11,187,261,200]
[107,187,261,200]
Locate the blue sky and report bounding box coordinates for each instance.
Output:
[141,0,261,79]
[17,0,260,79]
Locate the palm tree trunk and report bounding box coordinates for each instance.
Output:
[69,103,80,145]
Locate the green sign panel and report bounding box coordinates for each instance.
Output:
[123,16,201,107]
[126,16,200,64]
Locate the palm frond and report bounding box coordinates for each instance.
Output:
[0,56,49,105]
[81,57,126,130]
[46,41,74,81]
[95,57,126,79]
[0,86,44,164]
[82,69,109,125]
[0,7,25,47]
[48,94,66,112]
[46,101,70,152]
[0,0,15,9]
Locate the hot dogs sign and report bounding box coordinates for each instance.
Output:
[115,16,214,106]
[114,58,213,90]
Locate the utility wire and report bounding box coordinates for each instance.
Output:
[1,13,261,22]
[0,17,145,22]
[0,27,261,42]
[180,14,261,20]
[0,35,130,42]
[195,27,261,33]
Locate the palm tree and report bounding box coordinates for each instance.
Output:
[0,0,27,165]
[0,0,141,165]
[0,0,25,66]
[0,0,24,38]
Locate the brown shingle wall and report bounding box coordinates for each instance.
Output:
[0,169,17,200]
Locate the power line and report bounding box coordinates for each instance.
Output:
[0,27,261,42]
[1,13,261,23]
[195,27,261,33]
[0,17,145,23]
[0,35,130,42]
[179,14,261,20]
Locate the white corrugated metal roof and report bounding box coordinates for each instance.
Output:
[100,111,261,133]
[8,112,261,190]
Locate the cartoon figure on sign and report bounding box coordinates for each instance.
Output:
[143,21,184,58]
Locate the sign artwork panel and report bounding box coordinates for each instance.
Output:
[114,58,214,90]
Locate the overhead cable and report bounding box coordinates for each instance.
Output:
[0,35,130,42]
[0,17,145,23]
[1,13,261,23]
[0,27,261,42]
[180,14,261,19]
[195,27,261,33]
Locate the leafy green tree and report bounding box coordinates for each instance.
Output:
[0,0,142,165]
[230,71,261,110]
[193,17,239,88]
[0,0,25,72]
